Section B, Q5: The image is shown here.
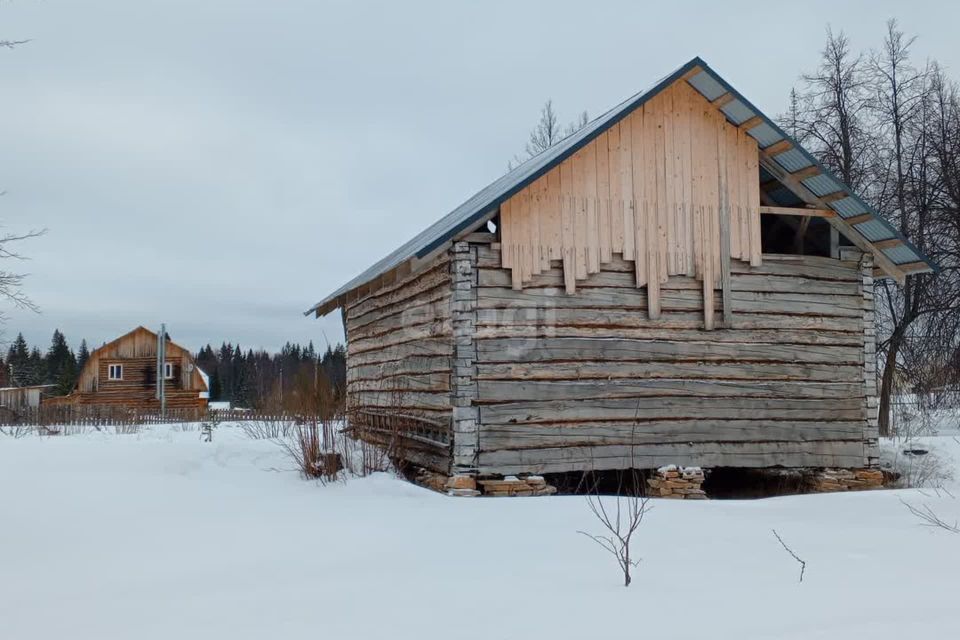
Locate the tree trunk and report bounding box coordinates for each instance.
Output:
[877,334,903,437]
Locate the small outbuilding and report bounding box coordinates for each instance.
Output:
[307,57,935,481]
[0,385,53,411]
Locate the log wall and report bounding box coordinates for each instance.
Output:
[466,242,875,475]
[64,356,203,410]
[344,254,454,472]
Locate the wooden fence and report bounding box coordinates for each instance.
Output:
[0,405,301,427]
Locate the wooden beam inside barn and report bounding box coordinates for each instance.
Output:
[759,206,836,218]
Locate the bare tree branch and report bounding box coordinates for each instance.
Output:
[0,226,46,315]
[900,497,960,534]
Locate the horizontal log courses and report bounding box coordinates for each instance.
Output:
[343,253,455,468]
[470,242,870,474]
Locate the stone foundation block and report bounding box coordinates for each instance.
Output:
[446,474,477,491]
[478,475,557,497]
[647,465,707,500]
[809,467,885,492]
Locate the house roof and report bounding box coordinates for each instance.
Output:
[89,326,164,359]
[307,56,936,317]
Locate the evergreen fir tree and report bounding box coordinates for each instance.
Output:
[45,330,78,395]
[25,347,45,386]
[6,333,29,385]
[76,339,90,372]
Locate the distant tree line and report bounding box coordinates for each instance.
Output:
[194,341,346,412]
[1,331,347,413]
[1,331,88,395]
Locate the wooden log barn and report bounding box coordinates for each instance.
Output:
[306,57,936,486]
[45,326,209,412]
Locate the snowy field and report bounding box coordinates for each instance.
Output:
[2,425,959,640]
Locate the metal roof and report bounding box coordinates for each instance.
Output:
[307,56,936,317]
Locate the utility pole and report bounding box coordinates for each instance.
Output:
[155,324,167,417]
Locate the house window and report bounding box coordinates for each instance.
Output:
[164,362,174,380]
[108,364,123,381]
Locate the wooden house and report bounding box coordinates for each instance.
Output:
[48,326,209,411]
[306,58,935,479]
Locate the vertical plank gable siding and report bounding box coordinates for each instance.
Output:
[470,243,873,475]
[344,255,454,472]
[499,80,761,318]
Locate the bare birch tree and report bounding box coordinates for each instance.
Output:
[788,27,874,190]
[785,22,960,435]
[509,101,589,169]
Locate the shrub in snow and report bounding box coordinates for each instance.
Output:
[113,423,141,435]
[578,469,651,587]
[882,440,954,489]
[279,418,344,482]
[240,419,291,440]
[0,425,33,438]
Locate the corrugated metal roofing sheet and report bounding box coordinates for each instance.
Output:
[803,174,843,198]
[720,99,754,125]
[307,56,936,316]
[883,243,923,265]
[746,122,783,148]
[772,148,813,173]
[854,218,896,242]
[687,70,727,101]
[831,197,869,217]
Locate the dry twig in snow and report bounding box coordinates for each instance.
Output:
[900,498,960,534]
[772,529,807,582]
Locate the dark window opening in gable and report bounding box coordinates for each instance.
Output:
[757,170,855,258]
[760,214,833,257]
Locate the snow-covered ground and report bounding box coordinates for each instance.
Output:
[2,425,959,640]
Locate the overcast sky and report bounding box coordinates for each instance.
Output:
[3,0,958,354]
